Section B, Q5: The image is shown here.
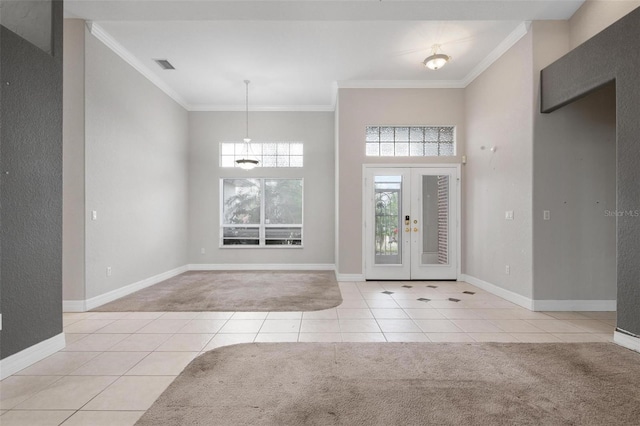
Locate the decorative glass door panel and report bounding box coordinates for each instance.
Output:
[365,170,411,280]
[374,176,402,265]
[365,167,457,280]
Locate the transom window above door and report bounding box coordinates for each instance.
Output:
[365,126,455,157]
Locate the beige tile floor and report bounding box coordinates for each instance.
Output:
[0,280,616,425]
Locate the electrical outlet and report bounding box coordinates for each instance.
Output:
[543,210,550,220]
[106,267,112,277]
[201,248,206,255]
[505,210,514,220]
[505,265,510,275]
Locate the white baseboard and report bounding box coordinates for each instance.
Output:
[0,333,66,380]
[532,299,617,312]
[82,265,188,311]
[188,263,336,271]
[614,330,640,353]
[335,273,366,282]
[63,300,87,312]
[460,274,534,310]
[460,274,617,312]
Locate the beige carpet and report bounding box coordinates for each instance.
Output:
[137,342,640,426]
[92,270,342,312]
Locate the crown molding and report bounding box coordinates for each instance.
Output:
[86,22,189,110]
[337,21,531,92]
[331,81,339,112]
[189,104,335,112]
[86,20,530,112]
[336,80,466,89]
[460,21,531,87]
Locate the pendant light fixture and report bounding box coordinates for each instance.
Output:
[423,44,450,70]
[236,80,259,170]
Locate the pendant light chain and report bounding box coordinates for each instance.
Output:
[245,80,250,142]
[236,80,259,169]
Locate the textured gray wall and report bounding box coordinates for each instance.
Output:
[0,0,52,54]
[532,21,617,303]
[533,83,617,301]
[541,7,640,335]
[0,1,63,358]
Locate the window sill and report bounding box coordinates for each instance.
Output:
[219,245,304,249]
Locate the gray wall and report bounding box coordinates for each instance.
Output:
[533,82,617,301]
[463,32,534,298]
[84,27,189,300]
[337,88,465,276]
[532,21,617,302]
[569,0,640,49]
[0,0,52,54]
[188,111,334,266]
[541,7,640,334]
[0,0,62,358]
[63,19,85,301]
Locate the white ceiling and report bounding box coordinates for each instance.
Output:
[64,1,585,110]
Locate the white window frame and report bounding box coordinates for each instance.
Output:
[219,142,304,168]
[365,126,456,157]
[219,178,304,248]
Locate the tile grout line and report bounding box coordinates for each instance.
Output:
[8,280,617,420]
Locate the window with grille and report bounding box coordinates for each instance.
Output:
[220,142,303,168]
[220,178,303,247]
[365,126,455,157]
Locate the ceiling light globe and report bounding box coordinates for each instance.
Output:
[236,159,259,170]
[424,54,450,70]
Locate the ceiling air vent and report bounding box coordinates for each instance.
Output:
[154,59,175,70]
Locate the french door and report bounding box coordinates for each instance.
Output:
[364,166,459,280]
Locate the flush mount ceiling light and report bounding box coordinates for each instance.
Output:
[423,44,450,71]
[236,80,259,170]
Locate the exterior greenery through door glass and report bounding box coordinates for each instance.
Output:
[221,178,303,246]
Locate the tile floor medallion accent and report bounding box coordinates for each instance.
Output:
[0,280,619,425]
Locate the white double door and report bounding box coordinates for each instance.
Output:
[364,166,459,280]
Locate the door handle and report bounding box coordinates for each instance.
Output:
[405,227,410,233]
[413,227,418,232]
